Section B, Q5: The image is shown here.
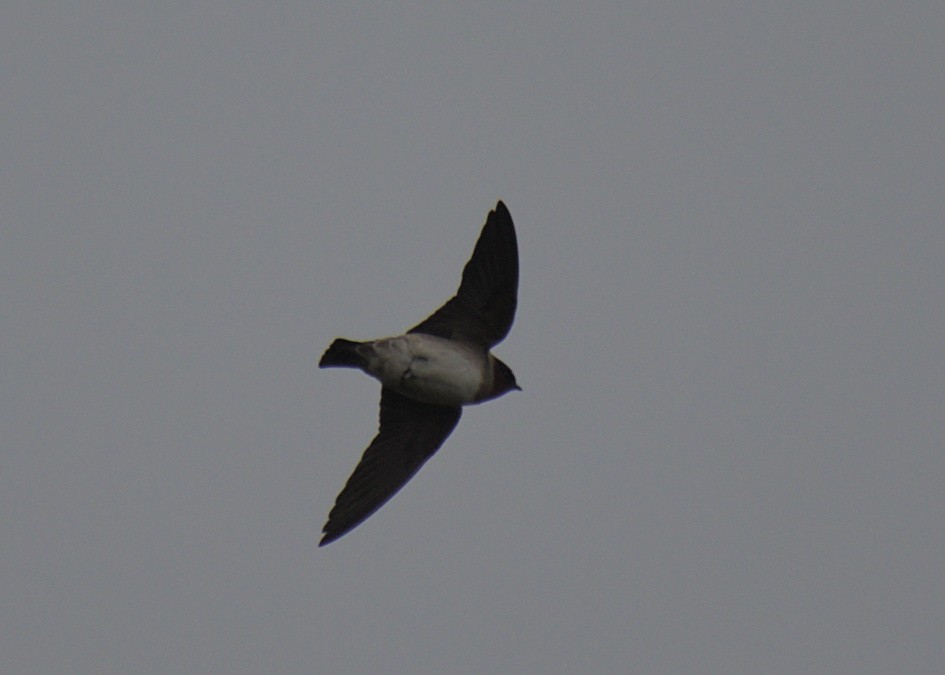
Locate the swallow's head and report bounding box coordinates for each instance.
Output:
[483,356,520,401]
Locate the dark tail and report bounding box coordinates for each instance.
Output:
[319,338,368,368]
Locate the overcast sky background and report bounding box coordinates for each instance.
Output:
[3,3,944,673]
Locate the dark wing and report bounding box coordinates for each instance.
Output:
[409,201,518,348]
[319,388,462,546]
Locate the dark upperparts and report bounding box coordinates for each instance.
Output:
[477,356,520,403]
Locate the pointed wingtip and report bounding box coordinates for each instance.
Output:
[319,527,340,547]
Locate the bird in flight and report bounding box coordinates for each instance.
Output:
[318,201,520,546]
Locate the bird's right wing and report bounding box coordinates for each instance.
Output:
[409,201,518,348]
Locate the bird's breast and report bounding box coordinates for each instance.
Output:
[365,334,486,406]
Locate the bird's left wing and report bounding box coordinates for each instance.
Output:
[319,389,462,546]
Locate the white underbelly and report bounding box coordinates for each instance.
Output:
[365,334,484,406]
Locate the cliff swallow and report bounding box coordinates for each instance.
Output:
[318,201,520,545]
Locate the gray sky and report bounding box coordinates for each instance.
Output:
[3,3,944,673]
